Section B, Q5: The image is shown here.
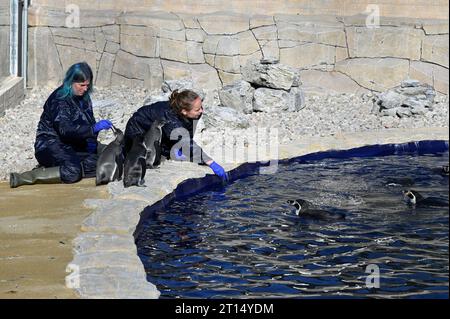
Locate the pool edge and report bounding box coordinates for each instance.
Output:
[66,126,449,299]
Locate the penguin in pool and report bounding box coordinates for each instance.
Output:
[95,126,124,186]
[287,199,346,220]
[431,165,449,176]
[403,189,449,208]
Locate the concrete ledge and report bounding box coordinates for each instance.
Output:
[66,126,448,298]
[0,76,25,117]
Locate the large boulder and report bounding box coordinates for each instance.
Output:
[143,79,220,110]
[202,106,250,129]
[373,79,436,117]
[253,87,305,113]
[241,58,301,90]
[218,81,254,114]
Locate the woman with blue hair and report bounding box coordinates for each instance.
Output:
[10,62,113,188]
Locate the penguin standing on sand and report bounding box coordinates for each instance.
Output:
[95,126,125,186]
[402,190,449,208]
[287,199,346,220]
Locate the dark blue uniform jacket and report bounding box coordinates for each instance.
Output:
[33,87,99,183]
[35,87,97,153]
[124,101,212,164]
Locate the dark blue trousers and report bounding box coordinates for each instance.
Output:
[35,140,98,183]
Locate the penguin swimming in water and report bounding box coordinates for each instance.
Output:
[403,189,449,208]
[431,165,449,176]
[287,199,346,220]
[143,119,166,168]
[95,126,124,186]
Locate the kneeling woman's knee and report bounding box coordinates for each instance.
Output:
[60,164,83,183]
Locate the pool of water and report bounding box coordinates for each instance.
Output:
[136,150,449,299]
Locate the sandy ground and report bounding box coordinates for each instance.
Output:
[0,178,109,299]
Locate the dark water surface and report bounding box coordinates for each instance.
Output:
[136,151,449,298]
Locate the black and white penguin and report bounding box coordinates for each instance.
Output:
[443,165,450,176]
[286,199,345,220]
[143,119,166,168]
[123,136,147,188]
[430,165,449,177]
[95,126,125,186]
[403,189,449,208]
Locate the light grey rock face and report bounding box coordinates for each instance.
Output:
[197,12,250,35]
[96,52,115,87]
[120,25,159,58]
[186,28,206,42]
[346,26,423,60]
[253,87,305,113]
[161,60,222,91]
[203,106,250,129]
[374,80,436,117]
[335,58,410,92]
[112,50,163,91]
[160,38,188,63]
[421,35,449,68]
[218,80,254,114]
[242,59,300,91]
[27,27,63,87]
[187,41,205,64]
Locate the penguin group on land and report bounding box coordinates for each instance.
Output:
[95,120,166,187]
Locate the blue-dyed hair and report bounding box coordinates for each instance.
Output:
[56,62,94,100]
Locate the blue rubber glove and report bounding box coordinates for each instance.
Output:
[93,120,113,134]
[209,161,228,181]
[86,139,97,154]
[174,148,187,161]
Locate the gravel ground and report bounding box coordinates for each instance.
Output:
[0,86,448,181]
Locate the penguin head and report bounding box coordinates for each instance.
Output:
[442,165,449,175]
[403,189,423,205]
[156,120,167,129]
[287,199,309,216]
[111,126,124,143]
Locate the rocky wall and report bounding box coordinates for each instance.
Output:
[27,8,449,94]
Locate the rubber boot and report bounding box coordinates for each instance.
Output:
[9,166,61,188]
